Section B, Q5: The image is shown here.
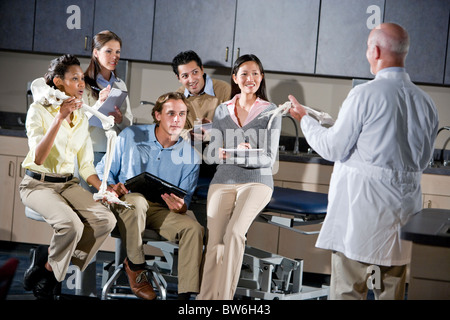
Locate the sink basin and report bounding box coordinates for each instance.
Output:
[278,150,334,165]
[0,125,25,130]
[279,150,319,157]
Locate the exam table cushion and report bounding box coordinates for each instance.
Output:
[194,178,328,217]
[265,187,328,215]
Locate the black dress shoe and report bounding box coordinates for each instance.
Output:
[23,245,49,291]
[33,269,59,300]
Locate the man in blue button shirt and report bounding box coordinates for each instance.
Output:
[96,92,203,300]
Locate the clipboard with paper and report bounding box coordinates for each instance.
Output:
[124,172,187,205]
[88,88,128,128]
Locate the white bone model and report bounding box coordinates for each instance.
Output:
[263,101,335,129]
[31,77,132,208]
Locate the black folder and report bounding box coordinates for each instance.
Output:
[124,172,187,205]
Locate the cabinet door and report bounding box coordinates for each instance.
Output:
[151,0,237,67]
[316,0,385,79]
[0,155,16,241]
[423,194,450,209]
[385,0,450,84]
[446,30,450,85]
[11,157,53,245]
[0,0,35,51]
[233,0,320,74]
[34,0,94,56]
[93,0,155,61]
[13,157,26,230]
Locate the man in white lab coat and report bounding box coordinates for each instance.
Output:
[289,23,439,299]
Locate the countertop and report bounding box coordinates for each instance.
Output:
[278,136,450,176]
[401,208,450,248]
[1,112,449,176]
[278,152,450,176]
[0,111,27,137]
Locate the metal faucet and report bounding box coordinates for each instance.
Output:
[282,114,299,154]
[437,126,450,166]
[140,100,155,106]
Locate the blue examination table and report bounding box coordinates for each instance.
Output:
[193,178,330,300]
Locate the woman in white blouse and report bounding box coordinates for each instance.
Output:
[83,30,133,166]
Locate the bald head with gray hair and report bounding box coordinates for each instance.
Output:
[366,23,410,74]
[369,23,410,55]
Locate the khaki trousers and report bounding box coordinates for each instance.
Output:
[197,183,273,300]
[19,175,116,282]
[330,251,407,300]
[111,193,204,294]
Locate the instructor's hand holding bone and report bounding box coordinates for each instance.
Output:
[288,95,307,122]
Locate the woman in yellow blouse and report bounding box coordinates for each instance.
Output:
[19,54,117,300]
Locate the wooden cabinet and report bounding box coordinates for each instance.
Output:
[248,160,450,277]
[247,161,333,275]
[408,243,450,299]
[0,136,53,245]
[151,0,236,67]
[0,135,116,251]
[0,135,54,244]
[421,173,450,209]
[93,0,155,61]
[34,0,95,56]
[384,0,450,84]
[0,155,18,241]
[316,0,385,79]
[0,0,36,51]
[0,136,28,242]
[9,155,55,245]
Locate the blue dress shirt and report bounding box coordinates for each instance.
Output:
[96,72,117,89]
[96,124,201,207]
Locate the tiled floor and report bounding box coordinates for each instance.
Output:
[0,241,180,300]
[0,241,110,300]
[3,240,402,301]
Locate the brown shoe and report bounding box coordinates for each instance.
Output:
[123,258,157,300]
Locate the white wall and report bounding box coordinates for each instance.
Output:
[1,50,449,147]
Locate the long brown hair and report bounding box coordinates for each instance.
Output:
[230,54,268,101]
[84,30,122,99]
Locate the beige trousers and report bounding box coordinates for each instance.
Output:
[19,175,116,282]
[110,193,204,294]
[330,251,407,300]
[197,183,273,300]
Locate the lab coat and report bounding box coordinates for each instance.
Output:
[301,68,439,266]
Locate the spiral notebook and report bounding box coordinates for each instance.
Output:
[124,172,187,205]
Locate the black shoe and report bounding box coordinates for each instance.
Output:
[178,292,193,300]
[23,245,49,291]
[33,269,59,300]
